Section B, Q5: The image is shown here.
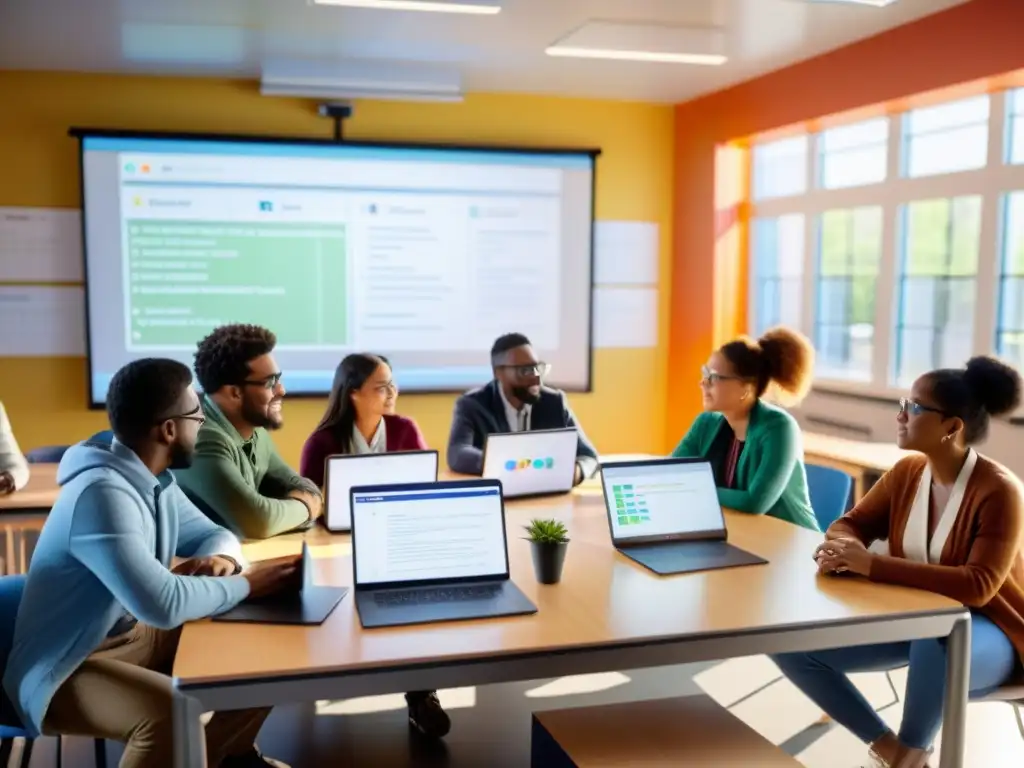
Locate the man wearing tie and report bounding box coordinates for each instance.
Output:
[446,332,598,483]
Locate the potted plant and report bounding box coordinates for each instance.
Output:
[524,518,569,585]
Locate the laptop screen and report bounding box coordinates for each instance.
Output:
[351,483,509,587]
[325,451,438,531]
[482,428,579,497]
[600,460,725,543]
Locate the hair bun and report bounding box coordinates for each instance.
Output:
[756,326,815,404]
[963,356,1023,417]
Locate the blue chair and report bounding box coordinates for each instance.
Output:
[24,445,69,464]
[805,463,853,531]
[87,431,113,446]
[0,575,107,768]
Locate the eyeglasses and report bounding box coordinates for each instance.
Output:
[701,365,741,384]
[242,372,283,390]
[497,362,550,378]
[898,397,947,418]
[372,381,398,395]
[157,404,205,427]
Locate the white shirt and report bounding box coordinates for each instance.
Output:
[351,418,387,455]
[498,385,531,433]
[903,448,978,564]
[0,401,30,490]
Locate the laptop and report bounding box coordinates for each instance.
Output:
[324,450,439,532]
[213,542,349,625]
[349,479,538,629]
[599,458,767,576]
[482,428,579,499]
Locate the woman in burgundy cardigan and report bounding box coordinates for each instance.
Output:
[300,353,428,487]
[299,353,447,739]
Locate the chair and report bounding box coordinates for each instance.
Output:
[976,685,1024,739]
[0,575,108,767]
[805,463,853,531]
[87,431,113,446]
[24,445,69,464]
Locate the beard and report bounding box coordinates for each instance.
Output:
[242,397,283,430]
[511,385,541,406]
[168,440,195,470]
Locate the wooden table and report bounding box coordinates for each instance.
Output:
[172,487,971,768]
[0,463,59,574]
[802,432,913,501]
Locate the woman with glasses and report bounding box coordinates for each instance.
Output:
[671,326,819,531]
[299,353,428,488]
[773,356,1024,768]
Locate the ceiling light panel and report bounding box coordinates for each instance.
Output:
[311,0,501,14]
[547,21,727,66]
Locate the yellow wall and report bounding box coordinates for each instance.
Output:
[0,71,675,467]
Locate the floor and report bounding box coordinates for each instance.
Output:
[11,658,1024,767]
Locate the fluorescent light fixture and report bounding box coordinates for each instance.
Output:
[807,0,898,6]
[261,58,464,103]
[311,0,501,13]
[546,47,726,65]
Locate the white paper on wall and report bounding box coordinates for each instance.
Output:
[0,286,86,356]
[0,207,83,282]
[593,287,657,349]
[593,221,659,286]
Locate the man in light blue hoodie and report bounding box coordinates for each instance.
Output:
[2,358,299,768]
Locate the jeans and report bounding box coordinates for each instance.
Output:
[772,613,1016,750]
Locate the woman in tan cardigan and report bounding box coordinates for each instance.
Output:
[773,356,1024,768]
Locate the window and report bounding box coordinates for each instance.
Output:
[895,196,982,386]
[752,136,808,200]
[750,214,804,334]
[815,207,883,381]
[903,95,989,177]
[818,118,888,189]
[1009,89,1024,165]
[997,192,1024,369]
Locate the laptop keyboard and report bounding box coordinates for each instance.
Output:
[374,583,501,607]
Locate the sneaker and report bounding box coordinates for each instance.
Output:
[405,690,451,739]
[221,747,290,768]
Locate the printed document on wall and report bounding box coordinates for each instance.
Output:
[594,221,658,286]
[0,207,83,282]
[594,287,657,348]
[0,286,86,356]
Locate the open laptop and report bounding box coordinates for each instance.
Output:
[482,428,578,499]
[213,542,348,625]
[350,479,538,628]
[599,458,767,576]
[324,450,439,532]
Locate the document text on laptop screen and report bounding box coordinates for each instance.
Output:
[352,486,509,586]
[601,461,724,542]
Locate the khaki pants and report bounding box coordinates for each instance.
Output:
[43,623,270,768]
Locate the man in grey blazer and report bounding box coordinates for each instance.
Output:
[446,333,598,482]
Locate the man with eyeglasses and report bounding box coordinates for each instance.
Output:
[176,324,324,539]
[447,332,598,482]
[3,357,299,768]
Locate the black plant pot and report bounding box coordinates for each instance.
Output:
[530,541,568,585]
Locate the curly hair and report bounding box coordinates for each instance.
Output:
[107,358,194,442]
[719,326,815,406]
[193,324,277,394]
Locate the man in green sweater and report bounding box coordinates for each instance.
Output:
[175,324,323,539]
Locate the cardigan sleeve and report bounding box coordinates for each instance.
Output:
[868,478,1024,607]
[826,463,901,544]
[299,430,334,488]
[716,416,799,516]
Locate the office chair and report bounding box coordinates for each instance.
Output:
[24,445,69,464]
[0,575,108,767]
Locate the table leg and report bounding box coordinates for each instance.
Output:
[938,614,971,768]
[173,688,205,768]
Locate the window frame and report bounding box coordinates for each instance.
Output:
[748,94,1021,403]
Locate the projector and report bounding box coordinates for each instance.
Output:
[318,102,354,120]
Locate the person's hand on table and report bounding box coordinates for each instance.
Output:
[243,554,302,599]
[172,555,239,577]
[289,489,323,521]
[814,537,873,577]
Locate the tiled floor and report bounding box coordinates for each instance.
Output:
[15,658,1024,766]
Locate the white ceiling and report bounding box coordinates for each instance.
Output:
[0,0,969,103]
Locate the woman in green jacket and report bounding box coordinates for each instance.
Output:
[672,326,819,531]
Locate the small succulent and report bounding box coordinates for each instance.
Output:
[523,518,569,544]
